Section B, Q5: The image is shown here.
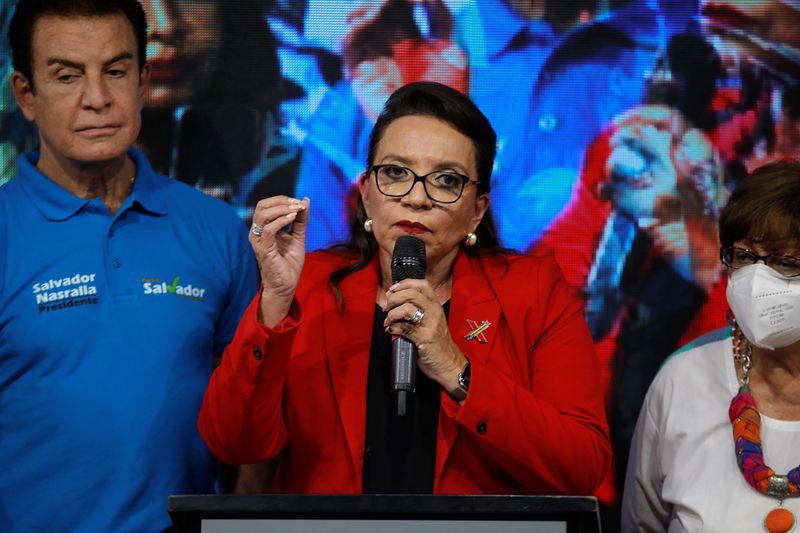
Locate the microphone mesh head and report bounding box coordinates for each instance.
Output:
[391,236,427,282]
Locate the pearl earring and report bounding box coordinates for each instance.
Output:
[464,232,477,247]
[364,219,373,233]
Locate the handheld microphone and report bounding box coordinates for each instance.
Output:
[390,235,426,416]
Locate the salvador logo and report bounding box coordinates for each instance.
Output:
[141,276,207,300]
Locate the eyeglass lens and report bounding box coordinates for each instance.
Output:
[374,165,467,203]
[721,246,800,277]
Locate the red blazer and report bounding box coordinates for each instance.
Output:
[199,250,611,495]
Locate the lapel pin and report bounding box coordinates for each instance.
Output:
[465,319,492,343]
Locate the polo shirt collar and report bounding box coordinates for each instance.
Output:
[127,147,168,216]
[17,147,167,221]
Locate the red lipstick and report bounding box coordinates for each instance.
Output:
[395,220,430,234]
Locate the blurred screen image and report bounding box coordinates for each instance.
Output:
[3,0,800,519]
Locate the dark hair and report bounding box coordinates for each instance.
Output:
[644,33,722,131]
[719,160,800,251]
[9,0,147,91]
[139,0,287,196]
[195,0,282,109]
[782,84,800,122]
[328,81,507,307]
[342,0,454,74]
[368,81,496,188]
[543,0,598,31]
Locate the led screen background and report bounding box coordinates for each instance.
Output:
[2,0,798,518]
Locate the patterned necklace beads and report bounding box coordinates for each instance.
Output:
[730,318,800,533]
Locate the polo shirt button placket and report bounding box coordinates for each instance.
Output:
[253,347,263,361]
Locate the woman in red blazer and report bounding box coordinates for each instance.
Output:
[199,81,611,495]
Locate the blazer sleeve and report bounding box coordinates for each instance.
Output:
[444,257,612,494]
[198,291,301,465]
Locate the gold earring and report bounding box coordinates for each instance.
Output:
[464,232,477,247]
[364,219,373,233]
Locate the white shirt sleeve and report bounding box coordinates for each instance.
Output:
[621,386,671,533]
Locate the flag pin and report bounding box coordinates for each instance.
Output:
[464,319,491,343]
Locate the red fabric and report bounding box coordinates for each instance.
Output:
[534,127,729,384]
[392,39,469,94]
[532,128,614,292]
[199,250,611,495]
[532,127,729,503]
[712,109,758,162]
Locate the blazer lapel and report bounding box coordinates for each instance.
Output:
[448,252,502,366]
[436,252,502,485]
[321,252,505,488]
[323,255,380,480]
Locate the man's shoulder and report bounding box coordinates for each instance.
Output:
[131,148,239,220]
[0,179,11,228]
[0,173,26,198]
[155,174,226,205]
[154,177,244,226]
[0,176,31,222]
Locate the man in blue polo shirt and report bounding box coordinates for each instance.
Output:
[0,1,258,531]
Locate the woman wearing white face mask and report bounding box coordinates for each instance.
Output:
[622,161,800,533]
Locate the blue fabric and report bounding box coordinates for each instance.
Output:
[294,0,560,252]
[0,148,258,532]
[291,0,699,253]
[467,0,559,251]
[497,0,669,250]
[496,0,699,250]
[294,80,372,251]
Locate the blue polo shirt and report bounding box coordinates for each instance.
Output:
[0,149,258,532]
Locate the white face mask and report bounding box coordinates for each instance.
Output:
[726,264,800,350]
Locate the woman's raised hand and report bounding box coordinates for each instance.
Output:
[249,196,310,327]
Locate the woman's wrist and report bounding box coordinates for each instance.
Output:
[448,359,471,402]
[258,288,294,329]
[437,349,469,399]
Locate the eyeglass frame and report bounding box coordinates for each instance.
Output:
[369,164,482,204]
[719,246,800,277]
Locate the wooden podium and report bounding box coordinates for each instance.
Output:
[169,494,601,533]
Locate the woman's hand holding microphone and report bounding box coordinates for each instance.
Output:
[382,278,468,398]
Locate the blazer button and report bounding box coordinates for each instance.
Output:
[477,421,487,435]
[253,347,263,361]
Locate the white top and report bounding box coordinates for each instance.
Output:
[621,329,800,532]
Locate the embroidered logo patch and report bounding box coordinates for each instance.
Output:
[32,272,100,313]
[141,276,207,300]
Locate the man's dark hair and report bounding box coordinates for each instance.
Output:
[9,0,148,90]
[719,160,800,251]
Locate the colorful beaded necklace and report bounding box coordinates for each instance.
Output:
[730,319,800,533]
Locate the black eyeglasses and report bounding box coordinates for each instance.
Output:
[371,164,480,204]
[720,246,800,278]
